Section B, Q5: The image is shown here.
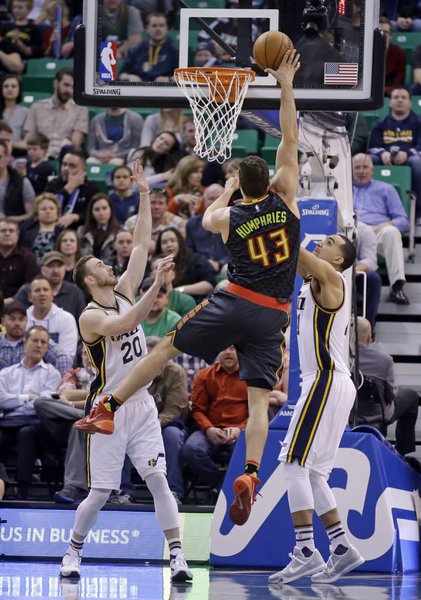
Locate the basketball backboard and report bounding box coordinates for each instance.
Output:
[74,0,384,111]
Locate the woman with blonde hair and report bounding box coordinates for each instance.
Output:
[19,192,62,264]
[140,108,185,147]
[55,229,82,281]
[166,155,205,219]
[78,193,120,263]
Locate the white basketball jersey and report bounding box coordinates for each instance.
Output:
[296,273,350,377]
[82,291,149,409]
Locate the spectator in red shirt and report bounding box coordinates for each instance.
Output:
[379,16,407,96]
[182,346,248,494]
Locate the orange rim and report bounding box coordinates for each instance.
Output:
[174,66,255,86]
[174,67,255,103]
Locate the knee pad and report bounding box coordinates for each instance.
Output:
[283,461,314,513]
[309,470,337,516]
[144,472,179,532]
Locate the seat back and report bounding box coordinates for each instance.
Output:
[372,165,412,218]
[362,97,390,131]
[86,164,113,193]
[23,58,73,93]
[20,91,50,108]
[26,58,74,76]
[391,31,421,64]
[230,129,259,158]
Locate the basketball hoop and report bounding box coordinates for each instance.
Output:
[174,67,255,163]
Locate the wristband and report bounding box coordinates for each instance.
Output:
[140,191,150,197]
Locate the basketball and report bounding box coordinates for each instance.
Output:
[252,31,294,71]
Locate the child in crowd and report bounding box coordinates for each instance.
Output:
[26,133,57,194]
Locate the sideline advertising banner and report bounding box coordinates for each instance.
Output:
[0,509,211,561]
[211,430,421,572]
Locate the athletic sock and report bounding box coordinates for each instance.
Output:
[168,537,182,559]
[103,394,122,413]
[245,460,260,477]
[69,536,84,553]
[326,522,350,554]
[294,524,315,557]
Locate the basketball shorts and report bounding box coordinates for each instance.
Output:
[279,371,356,477]
[170,288,289,389]
[88,392,166,489]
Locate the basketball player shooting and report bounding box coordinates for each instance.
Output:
[269,236,364,585]
[75,49,301,527]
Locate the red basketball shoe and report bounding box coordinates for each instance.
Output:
[73,397,114,434]
[229,473,260,525]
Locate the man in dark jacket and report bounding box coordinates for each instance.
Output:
[45,149,100,229]
[0,218,39,302]
[368,86,421,219]
[119,12,178,82]
[357,317,419,458]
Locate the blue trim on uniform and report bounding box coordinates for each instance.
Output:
[287,369,333,465]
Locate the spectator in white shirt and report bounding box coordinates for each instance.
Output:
[0,325,61,499]
[26,274,78,360]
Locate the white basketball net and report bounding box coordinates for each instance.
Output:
[174,68,255,164]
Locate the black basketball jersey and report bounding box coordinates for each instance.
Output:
[226,192,300,301]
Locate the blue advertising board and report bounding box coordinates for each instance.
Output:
[211,430,421,572]
[0,509,211,561]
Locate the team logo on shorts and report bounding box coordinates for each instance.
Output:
[148,452,165,467]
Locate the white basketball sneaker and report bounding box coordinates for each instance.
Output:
[60,546,82,578]
[311,545,364,584]
[170,553,193,582]
[268,547,326,585]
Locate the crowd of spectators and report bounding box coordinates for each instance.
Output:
[0,0,420,502]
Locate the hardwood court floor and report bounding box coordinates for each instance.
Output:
[0,561,420,600]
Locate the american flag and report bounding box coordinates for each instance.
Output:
[324,62,358,86]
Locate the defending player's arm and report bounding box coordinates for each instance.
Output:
[115,160,151,301]
[266,50,300,218]
[80,256,174,339]
[298,246,344,308]
[202,175,238,241]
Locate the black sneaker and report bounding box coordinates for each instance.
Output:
[54,486,87,504]
[388,288,410,305]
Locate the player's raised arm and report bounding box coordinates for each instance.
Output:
[116,160,152,300]
[298,246,340,283]
[298,244,344,310]
[202,174,239,240]
[80,255,174,339]
[266,50,300,217]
